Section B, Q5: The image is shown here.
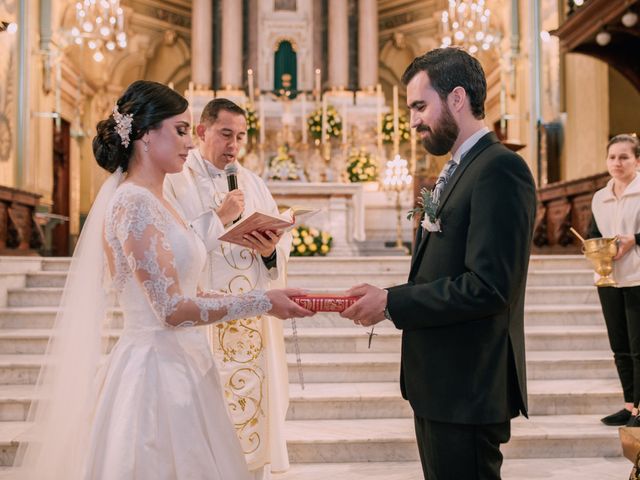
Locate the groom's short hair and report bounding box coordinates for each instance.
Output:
[200,98,246,126]
[401,48,487,120]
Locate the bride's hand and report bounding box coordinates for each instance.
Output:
[266,288,315,319]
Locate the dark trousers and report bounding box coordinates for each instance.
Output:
[598,285,640,406]
[414,415,511,480]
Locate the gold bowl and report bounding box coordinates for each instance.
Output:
[582,237,618,287]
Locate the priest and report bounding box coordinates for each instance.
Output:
[164,98,292,480]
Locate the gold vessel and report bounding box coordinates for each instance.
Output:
[582,237,618,287]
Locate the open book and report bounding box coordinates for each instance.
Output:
[218,207,319,246]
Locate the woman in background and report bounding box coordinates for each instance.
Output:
[590,133,640,427]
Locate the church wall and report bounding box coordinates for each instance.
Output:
[0,0,19,188]
[562,54,609,181]
[609,68,640,137]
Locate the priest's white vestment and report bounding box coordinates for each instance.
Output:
[164,149,292,474]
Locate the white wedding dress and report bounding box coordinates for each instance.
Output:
[80,183,265,479]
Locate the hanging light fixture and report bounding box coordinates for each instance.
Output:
[67,0,127,62]
[439,0,501,55]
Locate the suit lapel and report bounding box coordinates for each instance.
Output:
[408,132,500,278]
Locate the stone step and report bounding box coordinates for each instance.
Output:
[0,307,123,330]
[0,415,622,467]
[284,415,622,463]
[272,457,631,480]
[286,351,616,384]
[525,286,598,305]
[0,329,120,355]
[7,288,63,307]
[526,270,594,287]
[8,255,591,275]
[282,326,610,353]
[25,272,67,288]
[285,379,622,421]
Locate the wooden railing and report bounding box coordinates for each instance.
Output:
[0,186,43,256]
[533,172,610,253]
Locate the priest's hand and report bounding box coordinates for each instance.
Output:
[340,283,387,327]
[215,190,244,226]
[242,229,284,257]
[267,288,315,319]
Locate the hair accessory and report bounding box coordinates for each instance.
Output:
[112,104,133,148]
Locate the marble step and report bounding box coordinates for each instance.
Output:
[272,457,630,480]
[0,329,120,355]
[286,351,616,384]
[284,415,622,463]
[282,325,610,353]
[0,307,123,330]
[0,414,623,467]
[285,379,622,421]
[8,255,591,274]
[526,270,594,287]
[6,284,602,309]
[525,286,598,305]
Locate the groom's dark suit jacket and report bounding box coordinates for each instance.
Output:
[387,132,536,425]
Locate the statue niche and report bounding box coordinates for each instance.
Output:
[274,39,297,96]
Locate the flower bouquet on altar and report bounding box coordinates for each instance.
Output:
[381,112,411,144]
[346,147,378,183]
[307,105,342,141]
[244,104,259,140]
[267,144,304,181]
[291,225,332,256]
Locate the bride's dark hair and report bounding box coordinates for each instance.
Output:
[93,80,189,173]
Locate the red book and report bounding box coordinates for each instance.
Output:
[290,294,360,313]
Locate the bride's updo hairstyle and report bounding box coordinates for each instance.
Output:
[93,80,189,173]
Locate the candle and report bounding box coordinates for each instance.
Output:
[248,69,254,104]
[321,94,327,145]
[499,81,506,136]
[315,68,321,104]
[342,103,347,144]
[188,81,194,129]
[393,85,399,154]
[410,124,417,174]
[376,84,382,150]
[259,95,265,145]
[301,94,307,144]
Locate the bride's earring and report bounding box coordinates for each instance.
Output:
[142,139,150,152]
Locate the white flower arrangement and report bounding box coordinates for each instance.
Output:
[408,187,441,233]
[268,144,301,181]
[244,104,259,139]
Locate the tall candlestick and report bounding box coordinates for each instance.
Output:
[393,85,399,154]
[410,123,417,174]
[321,94,328,145]
[376,84,383,150]
[188,81,195,129]
[315,68,321,104]
[342,103,347,144]
[248,69,254,104]
[301,94,308,144]
[259,95,265,145]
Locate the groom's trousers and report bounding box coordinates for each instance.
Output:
[414,415,511,480]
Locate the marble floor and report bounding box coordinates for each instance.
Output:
[273,457,630,479]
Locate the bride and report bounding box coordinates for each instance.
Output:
[11,80,313,479]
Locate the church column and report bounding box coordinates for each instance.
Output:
[328,0,349,89]
[220,0,243,89]
[358,0,378,91]
[191,0,212,89]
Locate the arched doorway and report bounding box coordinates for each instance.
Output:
[274,39,297,96]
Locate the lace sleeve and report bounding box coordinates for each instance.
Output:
[107,188,272,328]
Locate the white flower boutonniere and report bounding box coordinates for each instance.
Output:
[408,187,442,233]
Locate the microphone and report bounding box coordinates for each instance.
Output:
[224,162,241,224]
[224,162,238,191]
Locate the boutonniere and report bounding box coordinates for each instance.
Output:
[407,187,441,232]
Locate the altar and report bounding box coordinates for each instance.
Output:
[267,181,365,257]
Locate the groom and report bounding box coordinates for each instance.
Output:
[342,48,536,479]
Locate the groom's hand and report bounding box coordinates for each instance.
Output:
[341,283,387,326]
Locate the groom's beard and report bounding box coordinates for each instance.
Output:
[418,103,459,156]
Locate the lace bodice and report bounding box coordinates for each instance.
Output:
[103,183,271,329]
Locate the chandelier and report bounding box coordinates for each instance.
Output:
[440,0,501,55]
[68,0,127,62]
